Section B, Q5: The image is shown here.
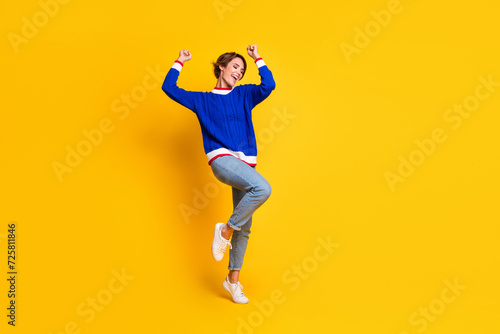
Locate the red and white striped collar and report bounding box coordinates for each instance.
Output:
[211,87,233,95]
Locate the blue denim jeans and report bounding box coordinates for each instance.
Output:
[210,156,272,270]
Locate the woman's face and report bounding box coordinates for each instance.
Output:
[220,58,245,88]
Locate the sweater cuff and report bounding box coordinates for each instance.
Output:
[255,58,265,68]
[172,60,183,71]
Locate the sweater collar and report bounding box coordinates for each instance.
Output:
[211,87,233,95]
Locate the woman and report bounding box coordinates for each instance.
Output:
[162,45,275,304]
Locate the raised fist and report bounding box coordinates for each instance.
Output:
[177,49,192,63]
[247,45,260,60]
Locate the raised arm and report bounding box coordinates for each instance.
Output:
[162,49,198,111]
[246,45,276,107]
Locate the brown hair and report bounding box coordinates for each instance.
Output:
[212,52,247,79]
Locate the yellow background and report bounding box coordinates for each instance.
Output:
[2,0,499,333]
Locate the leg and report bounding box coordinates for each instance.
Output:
[210,156,271,233]
[228,186,253,276]
[222,187,253,304]
[211,156,271,303]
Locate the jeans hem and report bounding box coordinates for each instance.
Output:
[227,222,241,231]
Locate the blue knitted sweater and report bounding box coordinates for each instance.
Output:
[162,58,275,166]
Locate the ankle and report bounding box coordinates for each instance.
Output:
[228,273,239,284]
[221,224,233,240]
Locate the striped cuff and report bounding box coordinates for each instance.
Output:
[255,58,266,68]
[172,60,183,71]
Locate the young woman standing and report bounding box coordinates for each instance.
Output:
[162,45,275,304]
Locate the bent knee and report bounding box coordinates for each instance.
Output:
[258,181,272,201]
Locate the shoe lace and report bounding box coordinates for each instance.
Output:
[234,282,245,298]
[218,238,232,253]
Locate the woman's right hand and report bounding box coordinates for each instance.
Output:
[177,49,192,63]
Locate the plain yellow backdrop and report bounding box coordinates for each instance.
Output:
[1,0,499,333]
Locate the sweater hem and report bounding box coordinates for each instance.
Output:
[207,148,257,166]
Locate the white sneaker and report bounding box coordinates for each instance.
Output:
[212,223,231,261]
[223,276,249,304]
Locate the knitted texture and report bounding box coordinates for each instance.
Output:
[162,59,275,166]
